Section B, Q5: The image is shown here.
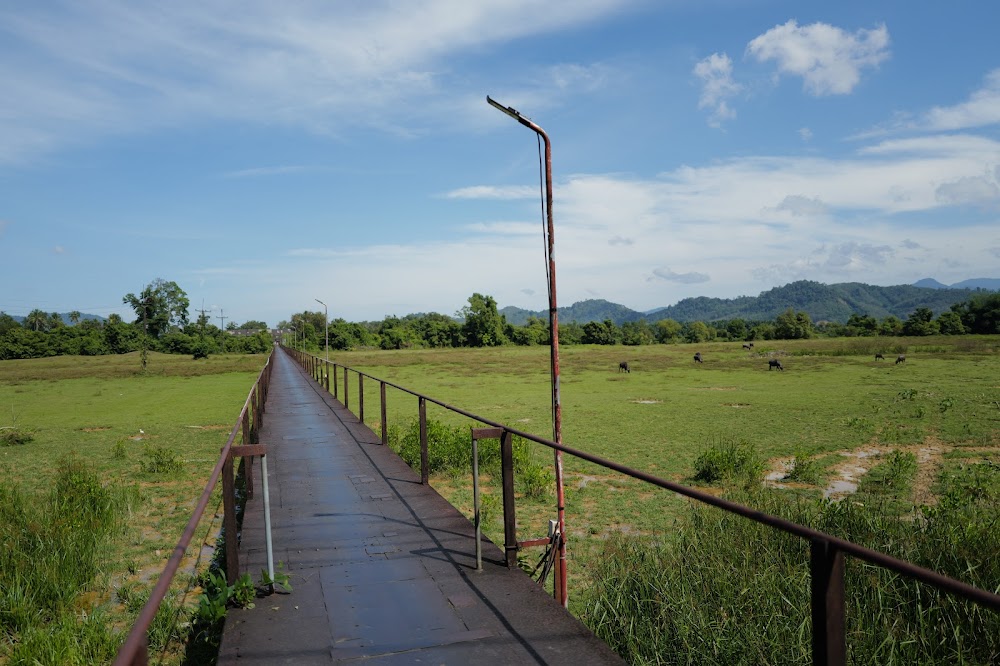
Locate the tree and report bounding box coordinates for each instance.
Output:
[123,279,190,339]
[582,319,621,345]
[774,308,813,340]
[683,321,714,343]
[951,293,1000,334]
[621,320,655,346]
[458,293,508,347]
[25,309,49,332]
[936,310,965,335]
[68,310,82,325]
[878,315,903,336]
[654,319,682,344]
[239,320,269,331]
[903,307,938,336]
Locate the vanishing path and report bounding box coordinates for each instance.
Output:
[217,346,623,665]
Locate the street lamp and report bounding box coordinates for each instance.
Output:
[314,299,329,363]
[486,96,567,608]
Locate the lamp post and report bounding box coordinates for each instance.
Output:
[486,96,567,608]
[315,299,329,364]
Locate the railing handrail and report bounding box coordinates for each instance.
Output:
[296,349,1000,613]
[114,351,274,666]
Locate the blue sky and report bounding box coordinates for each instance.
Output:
[2,1,999,328]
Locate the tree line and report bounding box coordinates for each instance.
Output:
[279,291,1000,353]
[0,279,272,361]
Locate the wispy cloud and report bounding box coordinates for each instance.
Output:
[649,268,710,284]
[693,52,741,127]
[0,1,631,165]
[445,185,538,200]
[747,20,890,96]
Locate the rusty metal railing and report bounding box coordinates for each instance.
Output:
[284,346,1000,666]
[113,351,274,666]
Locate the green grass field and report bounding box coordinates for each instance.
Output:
[2,339,997,664]
[0,352,266,665]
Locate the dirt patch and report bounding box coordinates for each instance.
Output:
[765,439,956,503]
[632,399,662,404]
[79,426,112,432]
[723,403,751,408]
[692,386,739,391]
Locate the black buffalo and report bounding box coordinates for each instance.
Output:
[618,361,630,373]
[875,353,885,361]
[693,352,703,363]
[895,354,906,364]
[743,342,755,350]
[768,359,783,371]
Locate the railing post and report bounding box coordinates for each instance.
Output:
[325,362,330,392]
[358,375,365,424]
[500,429,518,568]
[419,397,429,485]
[242,411,254,499]
[222,452,239,584]
[344,367,349,410]
[380,382,388,446]
[333,364,338,400]
[811,538,846,666]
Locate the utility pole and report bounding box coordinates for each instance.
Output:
[217,309,227,331]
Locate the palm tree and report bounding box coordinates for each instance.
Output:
[69,310,82,325]
[25,309,48,332]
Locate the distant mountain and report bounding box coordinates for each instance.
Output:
[950,278,1000,290]
[913,278,949,290]
[914,277,1000,291]
[501,299,645,326]
[501,279,996,326]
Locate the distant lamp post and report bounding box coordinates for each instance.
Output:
[486,95,567,608]
[315,299,329,364]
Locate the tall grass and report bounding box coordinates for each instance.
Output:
[582,484,1000,665]
[386,417,552,496]
[0,458,139,663]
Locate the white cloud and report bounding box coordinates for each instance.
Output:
[649,268,710,284]
[746,20,890,96]
[935,175,1000,206]
[772,195,829,217]
[693,52,741,127]
[0,1,631,164]
[921,68,1000,131]
[445,185,538,200]
[799,127,813,141]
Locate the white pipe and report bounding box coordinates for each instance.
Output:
[261,454,275,589]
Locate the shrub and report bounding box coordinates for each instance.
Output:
[0,427,33,446]
[691,438,764,486]
[141,445,183,474]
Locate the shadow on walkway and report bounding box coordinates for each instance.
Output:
[218,347,623,665]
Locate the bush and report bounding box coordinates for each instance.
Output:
[141,445,183,474]
[691,438,764,486]
[0,427,33,446]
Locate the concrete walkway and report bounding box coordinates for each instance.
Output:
[217,347,624,665]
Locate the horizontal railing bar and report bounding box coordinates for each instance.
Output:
[114,354,273,666]
[322,356,1000,613]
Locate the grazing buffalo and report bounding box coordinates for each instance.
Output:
[875,353,885,361]
[895,354,906,364]
[743,342,755,350]
[618,361,630,373]
[768,359,783,371]
[693,352,703,363]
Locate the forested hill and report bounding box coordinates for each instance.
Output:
[500,280,992,326]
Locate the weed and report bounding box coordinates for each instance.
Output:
[112,439,128,459]
[0,427,33,446]
[141,445,183,474]
[784,451,822,485]
[260,563,293,593]
[691,437,764,486]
